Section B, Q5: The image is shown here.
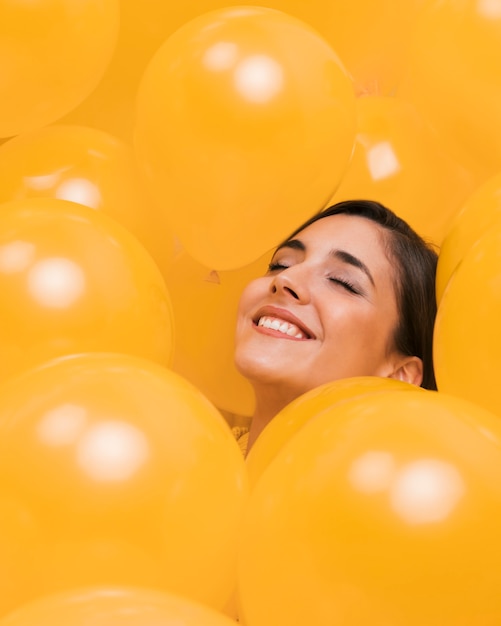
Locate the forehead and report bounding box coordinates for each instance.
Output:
[294,213,391,261]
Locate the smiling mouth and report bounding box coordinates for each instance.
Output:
[255,315,311,340]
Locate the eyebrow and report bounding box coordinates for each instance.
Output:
[331,249,375,286]
[275,239,375,286]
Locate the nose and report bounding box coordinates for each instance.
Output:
[270,266,310,303]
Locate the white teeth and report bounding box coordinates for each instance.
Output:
[257,316,306,339]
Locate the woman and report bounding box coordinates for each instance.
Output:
[234,199,438,453]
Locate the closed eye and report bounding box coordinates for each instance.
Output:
[267,262,289,273]
[329,277,361,295]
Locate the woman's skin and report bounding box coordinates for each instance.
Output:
[234,214,423,450]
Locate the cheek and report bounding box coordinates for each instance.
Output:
[236,278,269,319]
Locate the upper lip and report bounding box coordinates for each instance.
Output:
[253,306,315,339]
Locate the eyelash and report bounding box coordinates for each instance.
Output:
[267,262,361,295]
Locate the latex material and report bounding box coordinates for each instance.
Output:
[434,225,501,418]
[246,376,422,489]
[330,95,475,246]
[164,246,268,417]
[134,6,356,270]
[0,198,174,383]
[398,0,501,182]
[238,389,501,626]
[60,0,424,140]
[0,0,119,137]
[0,587,238,626]
[0,354,247,617]
[436,172,501,303]
[0,125,163,253]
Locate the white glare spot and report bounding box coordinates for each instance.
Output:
[55,179,101,209]
[366,141,401,181]
[390,459,465,525]
[28,257,85,308]
[37,404,87,446]
[477,0,501,19]
[234,55,284,103]
[348,451,396,494]
[23,173,61,191]
[77,421,149,483]
[0,241,35,273]
[203,42,238,71]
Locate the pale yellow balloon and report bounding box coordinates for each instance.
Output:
[246,376,423,489]
[134,6,356,270]
[163,245,269,416]
[239,389,501,626]
[398,0,501,182]
[330,95,476,247]
[434,224,501,418]
[436,171,501,303]
[0,587,239,626]
[0,0,119,137]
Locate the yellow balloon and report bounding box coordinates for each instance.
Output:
[398,0,501,182]
[0,0,119,137]
[246,376,423,489]
[164,246,268,416]
[0,198,174,383]
[434,225,501,418]
[436,171,501,303]
[330,95,476,246]
[0,353,247,617]
[238,389,501,626]
[0,125,166,253]
[134,6,356,270]
[303,0,427,96]
[61,0,424,140]
[0,587,238,626]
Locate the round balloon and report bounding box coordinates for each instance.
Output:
[0,0,119,137]
[238,389,501,626]
[330,95,475,246]
[398,0,501,182]
[0,125,164,252]
[0,198,174,383]
[436,171,501,303]
[0,353,247,617]
[134,6,356,270]
[60,0,424,140]
[164,245,268,416]
[246,376,423,488]
[0,587,238,626]
[434,224,501,418]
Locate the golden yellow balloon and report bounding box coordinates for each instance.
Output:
[436,171,501,303]
[135,6,356,270]
[0,587,239,626]
[246,376,422,489]
[0,198,174,383]
[398,0,501,181]
[330,95,475,246]
[0,125,163,251]
[0,0,119,137]
[434,225,501,418]
[304,0,427,96]
[61,0,424,140]
[239,390,501,626]
[0,353,247,617]
[164,246,268,417]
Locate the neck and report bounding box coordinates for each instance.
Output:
[247,384,297,453]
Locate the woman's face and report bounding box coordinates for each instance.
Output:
[234,213,403,401]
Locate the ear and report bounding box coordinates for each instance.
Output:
[387,356,423,387]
